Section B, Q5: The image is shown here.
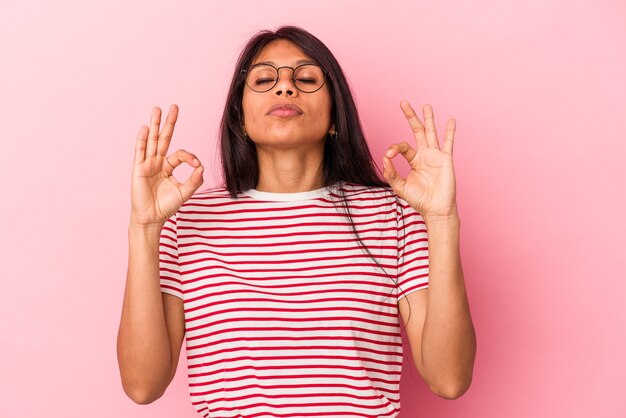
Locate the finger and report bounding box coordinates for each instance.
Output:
[385,141,418,167]
[133,125,148,166]
[157,104,178,158]
[382,155,406,194]
[400,100,428,150]
[162,149,201,177]
[422,104,440,149]
[145,107,162,159]
[443,118,456,155]
[179,164,205,202]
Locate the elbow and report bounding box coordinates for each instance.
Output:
[123,385,164,405]
[121,378,166,405]
[427,339,477,400]
[430,376,473,400]
[434,384,469,400]
[117,358,170,405]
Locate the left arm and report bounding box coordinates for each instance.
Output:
[420,213,475,398]
[384,101,476,399]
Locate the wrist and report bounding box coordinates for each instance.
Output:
[422,204,460,225]
[128,221,165,233]
[423,213,461,228]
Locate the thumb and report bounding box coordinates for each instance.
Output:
[179,164,204,202]
[383,156,405,193]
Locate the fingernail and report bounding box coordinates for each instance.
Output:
[386,149,393,157]
[193,158,199,165]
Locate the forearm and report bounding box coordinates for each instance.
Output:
[117,223,172,403]
[420,215,476,398]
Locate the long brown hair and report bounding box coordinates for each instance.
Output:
[218,25,389,193]
[218,26,412,317]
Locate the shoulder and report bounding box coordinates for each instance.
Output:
[172,185,251,223]
[336,182,421,214]
[335,181,397,203]
[336,182,425,220]
[182,184,245,206]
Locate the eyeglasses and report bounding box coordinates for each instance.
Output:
[242,63,327,93]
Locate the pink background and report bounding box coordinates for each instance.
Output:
[1,0,625,417]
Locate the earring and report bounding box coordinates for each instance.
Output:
[329,131,337,141]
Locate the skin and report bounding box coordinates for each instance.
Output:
[122,105,202,404]
[383,103,476,399]
[241,39,335,193]
[130,105,203,227]
[127,44,475,401]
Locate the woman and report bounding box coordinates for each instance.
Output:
[118,25,476,417]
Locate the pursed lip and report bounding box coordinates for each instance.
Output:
[266,103,303,115]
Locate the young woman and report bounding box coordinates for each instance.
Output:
[118,25,476,417]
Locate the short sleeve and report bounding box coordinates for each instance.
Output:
[396,197,429,300]
[159,213,183,299]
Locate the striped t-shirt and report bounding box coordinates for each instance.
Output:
[159,181,429,417]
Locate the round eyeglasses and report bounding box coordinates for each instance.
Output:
[242,63,327,93]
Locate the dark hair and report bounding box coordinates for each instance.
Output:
[218,25,413,322]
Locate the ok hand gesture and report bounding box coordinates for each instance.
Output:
[130,105,204,227]
[382,101,458,222]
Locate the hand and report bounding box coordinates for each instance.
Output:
[130,105,204,227]
[382,101,458,221]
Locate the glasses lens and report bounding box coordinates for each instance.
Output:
[293,65,325,92]
[246,65,278,92]
[246,64,325,93]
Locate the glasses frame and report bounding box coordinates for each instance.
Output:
[241,63,328,93]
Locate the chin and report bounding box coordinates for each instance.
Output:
[252,135,322,150]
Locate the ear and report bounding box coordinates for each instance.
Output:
[329,123,336,134]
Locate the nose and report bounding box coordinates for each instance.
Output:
[273,67,298,96]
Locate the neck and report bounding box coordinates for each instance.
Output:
[254,143,325,193]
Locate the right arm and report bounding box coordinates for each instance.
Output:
[117,223,185,404]
[116,105,203,404]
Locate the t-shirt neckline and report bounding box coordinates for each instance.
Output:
[242,182,341,202]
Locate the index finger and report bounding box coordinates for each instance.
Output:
[157,104,179,158]
[400,100,428,150]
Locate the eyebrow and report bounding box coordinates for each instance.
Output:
[255,59,317,66]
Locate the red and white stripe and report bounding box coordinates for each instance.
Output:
[159,181,429,417]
